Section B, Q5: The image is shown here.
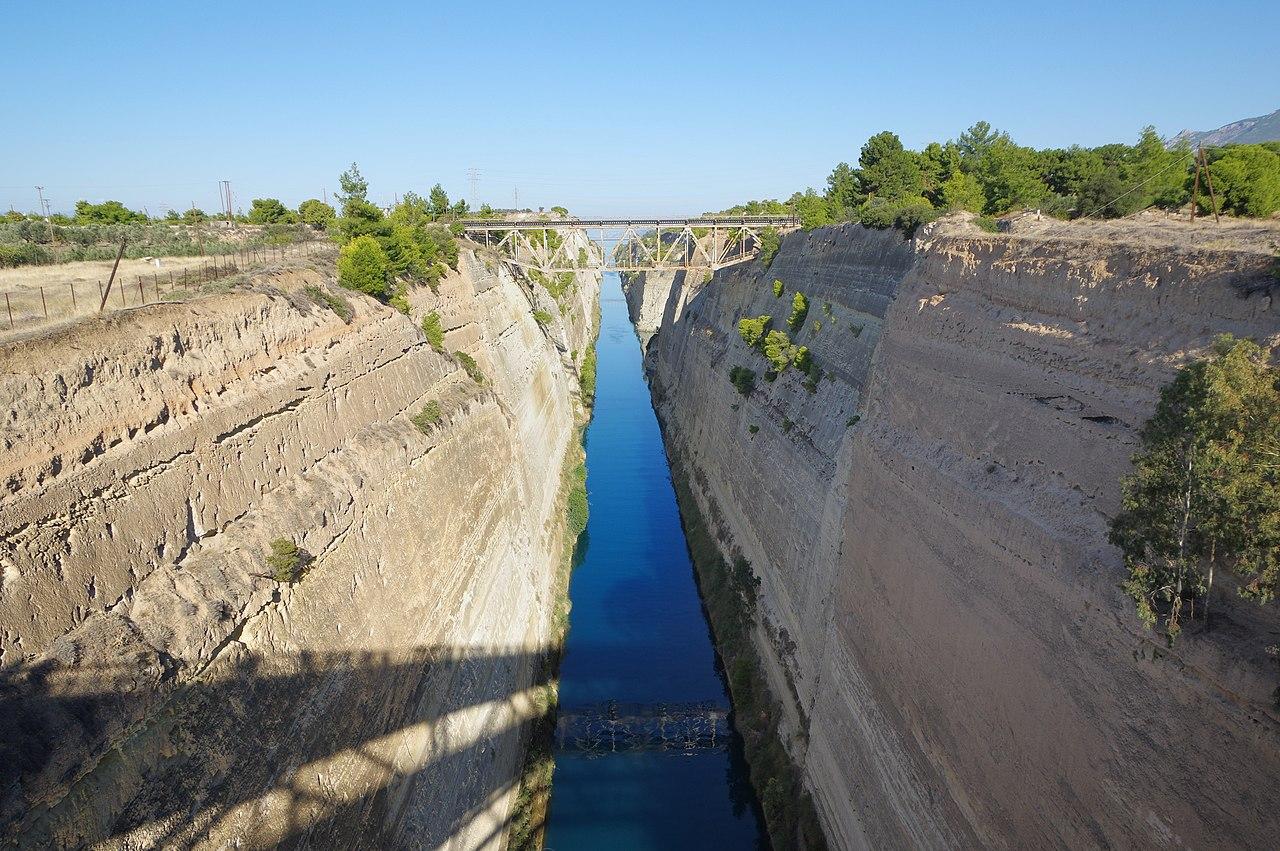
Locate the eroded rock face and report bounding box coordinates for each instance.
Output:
[627,219,1280,849]
[0,250,598,848]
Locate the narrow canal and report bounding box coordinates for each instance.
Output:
[543,273,765,849]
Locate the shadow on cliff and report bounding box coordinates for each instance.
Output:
[0,644,554,849]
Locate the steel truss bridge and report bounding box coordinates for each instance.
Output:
[459,216,798,275]
[555,701,732,754]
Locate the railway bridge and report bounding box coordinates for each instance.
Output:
[459,216,797,276]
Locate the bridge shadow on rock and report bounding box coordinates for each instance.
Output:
[1,643,554,849]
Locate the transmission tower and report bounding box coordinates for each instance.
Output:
[467,168,480,207]
[219,180,233,225]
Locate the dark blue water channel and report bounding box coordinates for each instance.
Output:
[543,274,765,850]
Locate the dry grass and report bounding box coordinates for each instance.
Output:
[0,244,330,343]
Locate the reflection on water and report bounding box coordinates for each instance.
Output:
[543,278,765,850]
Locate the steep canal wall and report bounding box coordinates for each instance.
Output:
[625,215,1280,849]
[0,246,598,847]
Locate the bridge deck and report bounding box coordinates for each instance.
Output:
[459,216,796,230]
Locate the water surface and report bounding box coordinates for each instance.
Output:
[543,273,764,850]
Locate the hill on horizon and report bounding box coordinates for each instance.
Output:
[1170,108,1280,148]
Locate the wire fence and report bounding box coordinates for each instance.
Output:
[0,239,331,338]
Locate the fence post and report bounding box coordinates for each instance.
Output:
[5,292,13,330]
[138,277,145,304]
[39,287,48,319]
[70,281,77,311]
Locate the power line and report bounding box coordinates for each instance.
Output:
[466,168,480,207]
[1080,150,1195,220]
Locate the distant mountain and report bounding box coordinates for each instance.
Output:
[1169,108,1280,148]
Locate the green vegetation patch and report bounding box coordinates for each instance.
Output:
[455,351,485,385]
[772,279,784,298]
[304,285,354,322]
[422,311,445,351]
[266,537,309,584]
[729,366,756,397]
[533,309,554,326]
[787,292,809,332]
[668,459,827,851]
[1109,334,1279,644]
[411,401,443,433]
[737,314,772,349]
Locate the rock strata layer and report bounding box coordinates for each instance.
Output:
[625,217,1280,849]
[0,249,597,848]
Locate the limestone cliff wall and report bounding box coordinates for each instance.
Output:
[626,218,1280,849]
[0,247,598,848]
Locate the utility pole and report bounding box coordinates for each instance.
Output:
[467,168,480,208]
[513,187,519,211]
[1189,146,1220,224]
[35,186,55,244]
[219,180,233,226]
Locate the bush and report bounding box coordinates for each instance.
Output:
[456,351,485,384]
[763,330,797,373]
[748,424,759,434]
[411,401,443,433]
[1206,145,1280,217]
[737,314,772,349]
[788,292,808,332]
[567,463,589,539]
[422,311,445,351]
[758,226,780,267]
[772,279,784,298]
[532,309,553,325]
[579,348,597,404]
[304,285,354,322]
[338,235,391,298]
[298,198,336,230]
[729,366,756,396]
[389,282,411,315]
[266,538,308,583]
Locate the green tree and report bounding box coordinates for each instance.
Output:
[299,198,337,230]
[1205,145,1280,217]
[975,137,1045,213]
[762,329,798,373]
[1109,335,1280,642]
[957,120,1007,166]
[248,198,293,224]
[938,171,985,213]
[338,235,391,298]
[826,162,859,210]
[429,184,451,218]
[183,207,207,224]
[74,199,146,224]
[857,131,923,200]
[336,162,368,207]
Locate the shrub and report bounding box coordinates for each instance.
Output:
[763,329,797,373]
[974,216,1001,233]
[579,348,597,404]
[411,401,443,432]
[782,417,795,432]
[1206,145,1280,217]
[788,292,808,332]
[337,235,391,298]
[298,198,337,230]
[266,538,308,583]
[422,311,445,351]
[389,282,411,315]
[772,279,784,298]
[532,309,553,325]
[758,226,781,267]
[456,351,485,384]
[304,284,354,322]
[567,463,589,539]
[737,314,772,349]
[729,366,756,396]
[748,424,759,434]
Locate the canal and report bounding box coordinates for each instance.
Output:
[543,273,765,849]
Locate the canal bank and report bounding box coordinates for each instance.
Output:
[543,273,765,850]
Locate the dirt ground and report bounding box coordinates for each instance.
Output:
[0,245,329,342]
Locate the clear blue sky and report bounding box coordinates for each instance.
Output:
[2,0,1276,218]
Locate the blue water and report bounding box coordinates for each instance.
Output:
[543,274,764,850]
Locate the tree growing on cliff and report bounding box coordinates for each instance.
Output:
[1109,334,1280,643]
[299,198,337,230]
